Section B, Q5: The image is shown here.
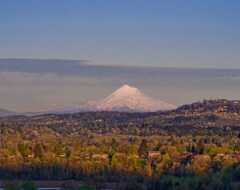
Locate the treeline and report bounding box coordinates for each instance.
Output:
[0,122,240,189]
[2,168,240,190]
[1,100,240,138]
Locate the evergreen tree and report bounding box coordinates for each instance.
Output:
[191,145,196,153]
[138,139,149,158]
[111,137,117,151]
[196,139,205,154]
[65,147,71,158]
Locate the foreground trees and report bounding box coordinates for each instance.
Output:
[3,182,37,190]
[0,122,239,189]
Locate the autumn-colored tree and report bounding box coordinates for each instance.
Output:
[34,143,44,158]
[144,164,153,176]
[127,145,138,156]
[154,142,163,151]
[186,155,211,175]
[235,143,240,151]
[138,139,149,158]
[54,144,64,155]
[17,142,29,158]
[165,146,179,160]
[221,157,237,171]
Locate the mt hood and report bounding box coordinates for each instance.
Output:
[61,84,176,113]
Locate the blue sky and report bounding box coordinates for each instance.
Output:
[0,0,240,68]
[0,1,240,112]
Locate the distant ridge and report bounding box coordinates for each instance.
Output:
[0,108,16,117]
[59,84,177,113]
[176,99,240,114]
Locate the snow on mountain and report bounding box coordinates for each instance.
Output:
[59,84,177,113]
[57,101,98,113]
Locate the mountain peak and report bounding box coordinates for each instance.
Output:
[95,84,176,112]
[58,85,177,113]
[114,84,140,95]
[121,84,134,89]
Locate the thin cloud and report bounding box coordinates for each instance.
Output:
[0,58,240,112]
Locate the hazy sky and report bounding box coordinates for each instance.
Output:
[0,59,240,112]
[0,1,240,112]
[0,0,240,68]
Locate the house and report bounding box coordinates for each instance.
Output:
[216,153,225,158]
[28,153,35,158]
[148,151,161,158]
[92,154,108,159]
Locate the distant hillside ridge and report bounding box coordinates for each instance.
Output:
[0,108,16,117]
[176,99,240,114]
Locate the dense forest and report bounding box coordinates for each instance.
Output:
[0,99,240,189]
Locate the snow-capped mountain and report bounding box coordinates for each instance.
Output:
[59,84,177,113]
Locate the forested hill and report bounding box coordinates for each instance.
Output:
[0,99,240,124]
[175,99,240,114]
[0,99,240,137]
[0,100,240,189]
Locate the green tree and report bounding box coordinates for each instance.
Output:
[3,183,19,190]
[138,139,149,158]
[65,147,71,158]
[191,145,196,153]
[108,149,115,160]
[78,184,94,190]
[21,181,37,190]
